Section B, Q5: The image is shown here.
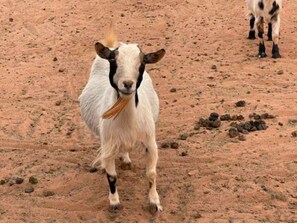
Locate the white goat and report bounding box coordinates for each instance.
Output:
[246,0,282,58]
[79,26,165,212]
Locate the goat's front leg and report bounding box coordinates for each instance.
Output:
[102,158,120,211]
[145,138,162,213]
[256,16,267,58]
[267,22,272,41]
[248,14,256,39]
[271,15,281,58]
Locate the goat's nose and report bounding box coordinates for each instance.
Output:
[123,80,133,89]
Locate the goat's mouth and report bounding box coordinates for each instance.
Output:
[118,89,135,96]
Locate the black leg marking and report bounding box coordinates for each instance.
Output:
[258,31,264,39]
[248,16,256,39]
[258,0,264,10]
[149,181,153,189]
[259,43,267,58]
[107,174,117,194]
[272,43,281,58]
[269,1,280,15]
[267,23,272,41]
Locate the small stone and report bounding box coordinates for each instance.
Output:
[0,180,5,185]
[220,114,231,121]
[55,100,62,106]
[15,177,24,184]
[253,114,261,120]
[43,190,55,197]
[29,176,38,185]
[58,68,65,73]
[238,135,246,141]
[9,18,13,22]
[278,122,283,126]
[209,112,219,121]
[179,134,188,140]
[193,211,202,219]
[25,186,34,193]
[170,142,179,149]
[160,142,170,149]
[235,100,246,107]
[210,120,221,128]
[120,13,125,17]
[211,65,217,70]
[277,70,284,75]
[53,57,58,61]
[178,149,188,156]
[170,88,177,93]
[291,131,297,137]
[89,167,98,173]
[229,128,239,138]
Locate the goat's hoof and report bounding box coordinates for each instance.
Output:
[120,162,132,170]
[272,53,281,59]
[149,203,163,214]
[258,53,267,58]
[248,31,256,40]
[109,203,121,213]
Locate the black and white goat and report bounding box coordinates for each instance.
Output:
[79,26,165,212]
[247,0,282,58]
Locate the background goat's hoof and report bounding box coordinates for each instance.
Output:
[258,53,267,58]
[120,162,132,170]
[109,203,121,213]
[248,31,256,40]
[272,53,281,59]
[149,203,163,214]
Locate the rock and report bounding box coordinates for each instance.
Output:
[170,88,177,93]
[229,128,239,138]
[211,65,217,70]
[160,142,170,149]
[277,70,284,75]
[220,114,231,121]
[0,180,5,185]
[43,190,55,197]
[29,176,38,185]
[238,135,246,141]
[53,57,58,62]
[9,18,14,22]
[209,112,219,121]
[278,122,283,126]
[89,167,98,173]
[170,142,179,149]
[179,134,188,140]
[235,100,246,107]
[15,177,24,184]
[55,100,62,106]
[25,186,34,193]
[178,149,188,156]
[291,131,297,137]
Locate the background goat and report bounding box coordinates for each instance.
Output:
[246,0,282,58]
[79,25,165,212]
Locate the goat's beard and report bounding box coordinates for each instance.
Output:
[102,97,131,120]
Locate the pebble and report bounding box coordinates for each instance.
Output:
[55,100,62,106]
[229,128,239,138]
[291,131,297,137]
[170,142,179,149]
[277,70,284,75]
[25,186,34,193]
[179,134,188,140]
[15,177,24,184]
[170,88,177,93]
[178,149,188,156]
[235,100,246,107]
[43,190,55,197]
[160,142,170,148]
[29,176,38,184]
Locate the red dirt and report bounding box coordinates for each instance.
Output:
[0,0,297,222]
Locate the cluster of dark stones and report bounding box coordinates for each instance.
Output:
[195,112,275,140]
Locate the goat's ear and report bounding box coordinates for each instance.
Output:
[95,42,112,60]
[143,49,165,64]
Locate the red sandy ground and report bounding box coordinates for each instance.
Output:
[0,0,296,222]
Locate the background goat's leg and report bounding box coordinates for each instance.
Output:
[271,15,281,58]
[256,16,267,58]
[146,138,162,213]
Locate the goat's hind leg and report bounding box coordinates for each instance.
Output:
[145,139,162,213]
[119,152,132,170]
[102,158,121,211]
[256,16,267,58]
[271,15,281,58]
[248,14,256,39]
[267,22,272,41]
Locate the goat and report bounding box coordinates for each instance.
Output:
[246,0,282,58]
[79,25,165,212]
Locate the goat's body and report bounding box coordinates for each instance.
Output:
[80,52,159,159]
[247,0,282,22]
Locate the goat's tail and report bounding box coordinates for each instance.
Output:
[103,21,118,48]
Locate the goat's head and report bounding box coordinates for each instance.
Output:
[95,42,165,101]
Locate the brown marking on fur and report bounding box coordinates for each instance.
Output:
[273,36,279,45]
[102,97,130,120]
